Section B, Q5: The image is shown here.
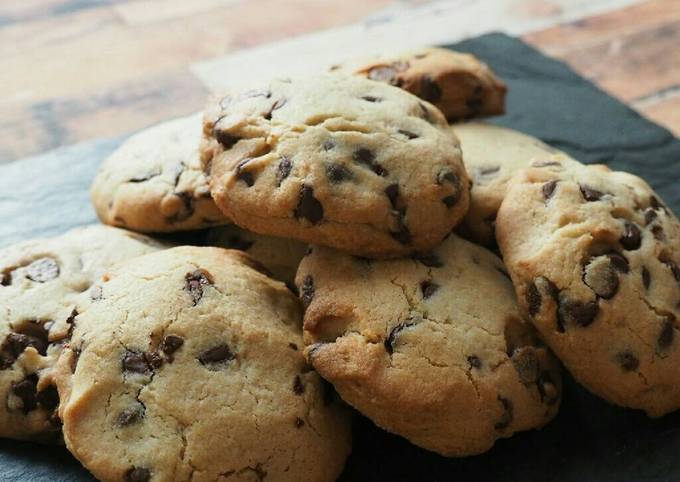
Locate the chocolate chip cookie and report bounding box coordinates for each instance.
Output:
[206,225,307,288]
[496,163,680,416]
[451,122,579,245]
[202,75,470,258]
[54,246,351,482]
[91,114,229,232]
[296,235,561,456]
[334,47,506,121]
[0,225,166,441]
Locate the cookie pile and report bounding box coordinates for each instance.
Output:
[1,47,678,482]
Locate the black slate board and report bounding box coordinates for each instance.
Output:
[1,32,679,482]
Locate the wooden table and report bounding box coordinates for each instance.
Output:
[1,0,678,164]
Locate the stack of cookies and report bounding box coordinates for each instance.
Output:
[1,47,678,482]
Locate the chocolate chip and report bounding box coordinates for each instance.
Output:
[526,282,542,317]
[420,75,442,102]
[276,156,292,186]
[352,148,387,176]
[125,467,151,482]
[122,350,152,375]
[608,252,630,273]
[442,193,459,208]
[385,183,399,208]
[165,192,194,224]
[384,322,415,355]
[26,258,59,283]
[214,130,240,149]
[615,350,639,372]
[478,166,501,178]
[322,139,336,151]
[185,269,213,306]
[295,417,305,428]
[542,180,558,201]
[658,316,675,349]
[557,296,598,330]
[642,267,651,290]
[579,184,604,202]
[390,212,412,245]
[397,129,418,139]
[36,385,59,411]
[437,170,458,186]
[198,344,235,367]
[494,397,513,431]
[644,208,658,225]
[361,95,381,102]
[414,252,443,268]
[293,375,304,395]
[325,163,353,183]
[467,355,482,369]
[583,255,619,299]
[288,343,298,351]
[294,185,324,224]
[235,159,255,187]
[537,371,559,405]
[160,335,184,357]
[368,66,397,83]
[511,347,540,384]
[300,275,314,309]
[12,375,38,413]
[420,280,439,299]
[620,222,642,250]
[116,407,144,427]
[128,169,161,183]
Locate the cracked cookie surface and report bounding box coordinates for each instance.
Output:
[92,114,229,232]
[0,225,166,441]
[296,234,561,456]
[496,163,680,416]
[451,122,579,246]
[202,75,470,259]
[54,246,351,482]
[206,225,307,289]
[334,47,506,122]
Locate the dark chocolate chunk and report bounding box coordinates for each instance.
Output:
[420,75,442,102]
[390,221,412,245]
[478,166,501,178]
[293,375,304,395]
[642,267,651,290]
[198,344,235,366]
[12,375,38,413]
[437,170,459,186]
[420,280,439,299]
[542,180,558,200]
[288,343,298,351]
[467,355,482,369]
[526,282,542,317]
[36,385,60,411]
[385,183,399,208]
[620,222,642,250]
[397,129,418,139]
[615,350,639,372]
[128,169,161,183]
[276,156,292,186]
[26,258,59,283]
[361,95,381,102]
[511,347,539,384]
[579,184,604,202]
[160,335,184,357]
[384,322,415,355]
[644,207,658,225]
[165,192,194,224]
[322,139,336,151]
[295,417,305,428]
[494,397,513,431]
[185,269,213,305]
[125,467,151,482]
[116,407,144,427]
[557,296,598,330]
[122,350,152,375]
[658,316,675,349]
[214,130,240,149]
[294,185,324,224]
[415,252,443,268]
[235,159,255,187]
[652,225,665,241]
[442,193,459,208]
[352,148,387,176]
[608,252,629,273]
[300,275,315,309]
[325,163,353,183]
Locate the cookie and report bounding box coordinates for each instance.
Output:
[451,122,579,245]
[91,114,229,232]
[496,163,680,416]
[206,225,307,288]
[333,47,506,121]
[54,246,351,482]
[202,75,470,258]
[0,225,166,441]
[296,235,561,456]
